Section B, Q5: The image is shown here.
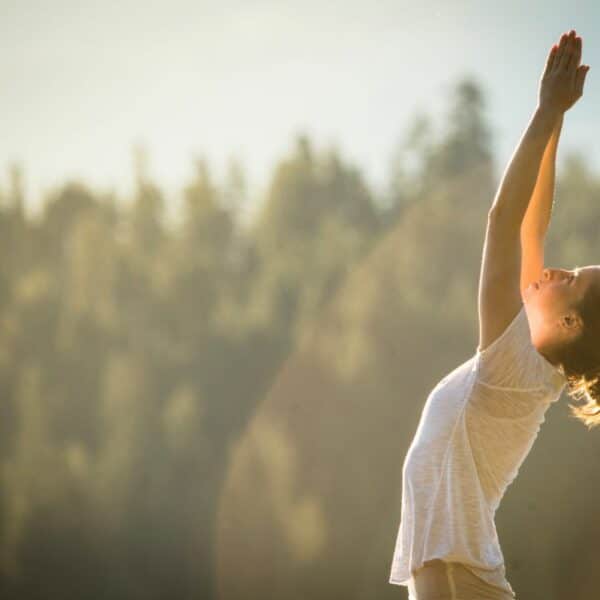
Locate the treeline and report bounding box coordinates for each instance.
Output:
[1,79,600,600]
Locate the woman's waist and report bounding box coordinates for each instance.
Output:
[415,558,515,597]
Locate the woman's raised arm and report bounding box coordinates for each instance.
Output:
[519,114,563,296]
[489,32,586,225]
[478,30,589,353]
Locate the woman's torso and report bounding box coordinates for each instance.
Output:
[389,305,567,589]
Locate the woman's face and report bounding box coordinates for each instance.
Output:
[523,265,600,351]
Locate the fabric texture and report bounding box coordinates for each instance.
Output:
[389,304,567,593]
[407,559,516,599]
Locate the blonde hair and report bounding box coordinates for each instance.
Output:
[565,368,600,429]
[555,272,600,429]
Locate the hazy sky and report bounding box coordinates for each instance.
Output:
[3,0,600,215]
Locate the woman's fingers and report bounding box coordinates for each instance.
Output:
[554,33,569,69]
[564,32,580,73]
[560,30,576,71]
[575,64,590,97]
[539,30,589,113]
[543,45,558,77]
[573,36,582,69]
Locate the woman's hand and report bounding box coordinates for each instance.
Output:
[538,30,590,115]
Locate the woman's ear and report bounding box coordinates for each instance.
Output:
[561,311,583,333]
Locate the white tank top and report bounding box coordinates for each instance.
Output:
[389,304,567,592]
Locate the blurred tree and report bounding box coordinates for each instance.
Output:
[386,77,494,223]
[251,133,379,343]
[130,144,166,259]
[436,79,493,179]
[385,112,434,219]
[546,150,600,266]
[0,164,28,312]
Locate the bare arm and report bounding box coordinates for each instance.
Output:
[519,114,564,295]
[489,106,560,225]
[521,114,563,236]
[478,107,559,351]
[478,30,589,352]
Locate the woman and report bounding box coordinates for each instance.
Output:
[389,30,597,599]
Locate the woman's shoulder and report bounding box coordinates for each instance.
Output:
[474,305,565,392]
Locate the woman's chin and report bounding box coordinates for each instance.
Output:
[523,283,536,303]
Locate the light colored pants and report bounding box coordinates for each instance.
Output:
[408,559,516,600]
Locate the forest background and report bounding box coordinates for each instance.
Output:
[2,76,600,599]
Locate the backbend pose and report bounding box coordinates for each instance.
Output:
[389,30,597,599]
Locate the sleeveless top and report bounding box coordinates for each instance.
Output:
[389,304,567,593]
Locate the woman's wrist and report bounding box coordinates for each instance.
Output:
[535,103,564,126]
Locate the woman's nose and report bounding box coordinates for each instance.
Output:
[543,268,569,281]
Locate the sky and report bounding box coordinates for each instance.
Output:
[3,0,600,218]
